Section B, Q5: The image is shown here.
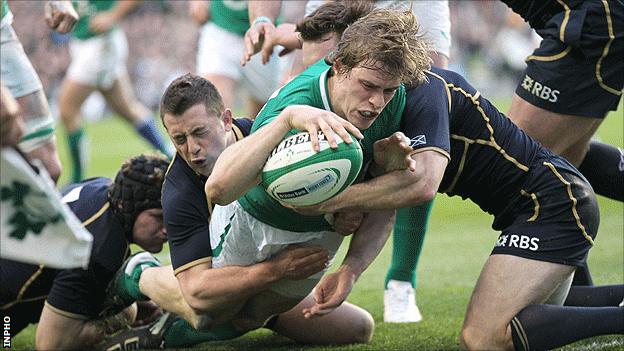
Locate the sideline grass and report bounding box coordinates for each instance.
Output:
[10,101,623,350]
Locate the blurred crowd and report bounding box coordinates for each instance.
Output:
[9,0,537,112]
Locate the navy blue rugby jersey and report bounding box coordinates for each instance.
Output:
[403,68,549,221]
[163,117,252,275]
[46,177,129,318]
[499,0,584,30]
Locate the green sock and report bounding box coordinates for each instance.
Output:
[67,128,86,183]
[163,319,244,348]
[385,200,434,288]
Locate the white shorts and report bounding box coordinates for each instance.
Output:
[1,24,55,152]
[0,24,43,98]
[67,28,128,90]
[304,0,451,59]
[196,22,279,102]
[210,201,344,299]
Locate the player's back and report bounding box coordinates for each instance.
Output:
[407,68,547,219]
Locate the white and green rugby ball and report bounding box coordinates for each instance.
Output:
[262,131,363,206]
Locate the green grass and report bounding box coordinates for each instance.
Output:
[11,101,623,350]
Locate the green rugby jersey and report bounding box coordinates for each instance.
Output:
[72,0,116,40]
[238,59,406,232]
[210,0,249,37]
[1,0,10,26]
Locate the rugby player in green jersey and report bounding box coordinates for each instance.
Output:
[205,9,430,322]
[59,0,172,183]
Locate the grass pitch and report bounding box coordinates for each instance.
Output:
[10,101,623,350]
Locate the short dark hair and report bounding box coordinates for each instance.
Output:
[296,1,374,42]
[159,73,224,126]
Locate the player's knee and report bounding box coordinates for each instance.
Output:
[348,309,375,344]
[460,323,511,350]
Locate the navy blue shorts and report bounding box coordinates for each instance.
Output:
[515,0,623,118]
[492,156,599,267]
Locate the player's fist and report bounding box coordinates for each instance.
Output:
[45,1,79,34]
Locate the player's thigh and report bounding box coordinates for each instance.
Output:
[461,254,575,348]
[202,73,237,107]
[507,96,603,156]
[101,73,149,123]
[58,79,96,126]
[560,119,603,166]
[233,289,301,331]
[272,295,373,345]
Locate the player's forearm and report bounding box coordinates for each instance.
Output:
[248,0,281,24]
[274,23,302,50]
[182,262,280,317]
[339,210,395,278]
[139,265,202,329]
[322,169,434,212]
[205,113,291,205]
[321,152,447,212]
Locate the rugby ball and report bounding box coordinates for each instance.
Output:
[262,131,363,206]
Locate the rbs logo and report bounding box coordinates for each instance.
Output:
[496,234,539,251]
[521,75,560,103]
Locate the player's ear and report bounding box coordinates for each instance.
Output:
[221,109,233,132]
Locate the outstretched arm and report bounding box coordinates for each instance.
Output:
[242,0,283,65]
[303,209,396,318]
[176,245,329,326]
[205,105,363,205]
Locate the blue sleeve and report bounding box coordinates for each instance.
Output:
[164,186,213,274]
[402,77,451,159]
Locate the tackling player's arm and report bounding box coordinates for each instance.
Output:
[175,246,329,326]
[301,75,453,213]
[324,150,448,212]
[205,105,363,205]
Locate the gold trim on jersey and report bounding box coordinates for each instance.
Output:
[556,0,571,42]
[447,85,530,172]
[82,202,110,227]
[173,257,212,276]
[596,0,622,96]
[0,265,45,310]
[411,146,451,161]
[165,153,177,177]
[44,300,90,320]
[520,189,540,221]
[543,162,594,245]
[442,138,469,193]
[426,71,452,112]
[511,317,530,351]
[526,46,572,62]
[232,124,244,142]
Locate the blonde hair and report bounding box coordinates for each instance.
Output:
[332,9,431,85]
